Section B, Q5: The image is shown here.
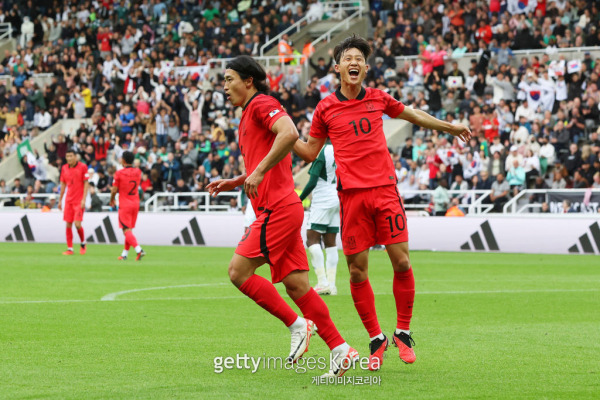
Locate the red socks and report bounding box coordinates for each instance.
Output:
[77,227,85,243]
[239,275,298,327]
[239,277,345,350]
[294,288,345,350]
[124,230,138,248]
[67,227,86,247]
[350,279,382,338]
[393,268,415,331]
[66,227,73,248]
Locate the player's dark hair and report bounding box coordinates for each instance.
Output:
[66,148,77,155]
[226,56,269,93]
[122,151,134,165]
[333,34,371,64]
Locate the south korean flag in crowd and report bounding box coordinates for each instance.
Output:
[507,0,537,14]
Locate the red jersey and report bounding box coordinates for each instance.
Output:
[483,118,499,141]
[113,167,142,208]
[60,162,89,204]
[239,93,298,214]
[310,87,405,190]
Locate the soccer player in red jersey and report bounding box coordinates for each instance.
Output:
[294,35,472,370]
[207,56,358,377]
[58,149,89,255]
[110,151,145,261]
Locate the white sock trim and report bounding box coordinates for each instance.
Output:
[332,342,349,353]
[135,245,142,253]
[395,329,410,336]
[325,246,338,286]
[308,244,328,286]
[370,333,385,341]
[288,316,305,332]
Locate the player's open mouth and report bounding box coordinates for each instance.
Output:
[349,69,359,77]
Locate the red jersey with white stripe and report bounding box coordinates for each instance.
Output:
[113,167,142,208]
[239,93,299,215]
[60,162,89,204]
[309,87,405,190]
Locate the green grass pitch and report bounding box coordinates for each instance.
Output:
[1,242,599,399]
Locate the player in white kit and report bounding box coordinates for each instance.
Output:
[299,142,340,295]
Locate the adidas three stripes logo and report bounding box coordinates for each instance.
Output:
[172,218,205,246]
[86,217,118,244]
[5,216,35,242]
[568,222,600,255]
[460,221,499,251]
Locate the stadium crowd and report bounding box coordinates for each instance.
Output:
[0,0,599,214]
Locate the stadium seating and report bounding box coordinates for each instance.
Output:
[0,0,598,214]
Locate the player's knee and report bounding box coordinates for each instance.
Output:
[393,256,411,272]
[228,263,244,287]
[283,273,310,299]
[285,281,309,299]
[348,264,368,283]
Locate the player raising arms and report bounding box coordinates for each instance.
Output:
[294,35,471,371]
[298,141,340,296]
[207,56,357,377]
[110,151,145,261]
[58,149,89,255]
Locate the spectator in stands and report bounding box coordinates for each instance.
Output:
[551,168,567,189]
[592,172,600,189]
[0,0,598,216]
[89,184,103,212]
[433,178,450,216]
[490,173,510,212]
[507,159,526,196]
[572,170,589,189]
[450,174,469,204]
[174,178,192,208]
[162,152,181,186]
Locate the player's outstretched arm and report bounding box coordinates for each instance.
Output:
[298,173,318,201]
[244,116,299,199]
[398,106,472,142]
[293,135,326,163]
[207,174,246,197]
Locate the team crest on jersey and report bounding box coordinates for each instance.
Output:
[268,109,281,118]
[344,236,356,250]
[365,101,375,111]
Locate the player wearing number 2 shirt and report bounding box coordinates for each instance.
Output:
[110,151,145,261]
[294,35,472,371]
[207,56,357,378]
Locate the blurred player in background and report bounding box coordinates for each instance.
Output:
[294,35,471,371]
[58,149,89,255]
[110,151,145,261]
[298,141,340,296]
[208,55,358,377]
[242,194,256,234]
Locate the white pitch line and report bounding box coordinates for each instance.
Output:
[100,283,229,301]
[0,299,97,305]
[0,287,598,305]
[416,288,600,295]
